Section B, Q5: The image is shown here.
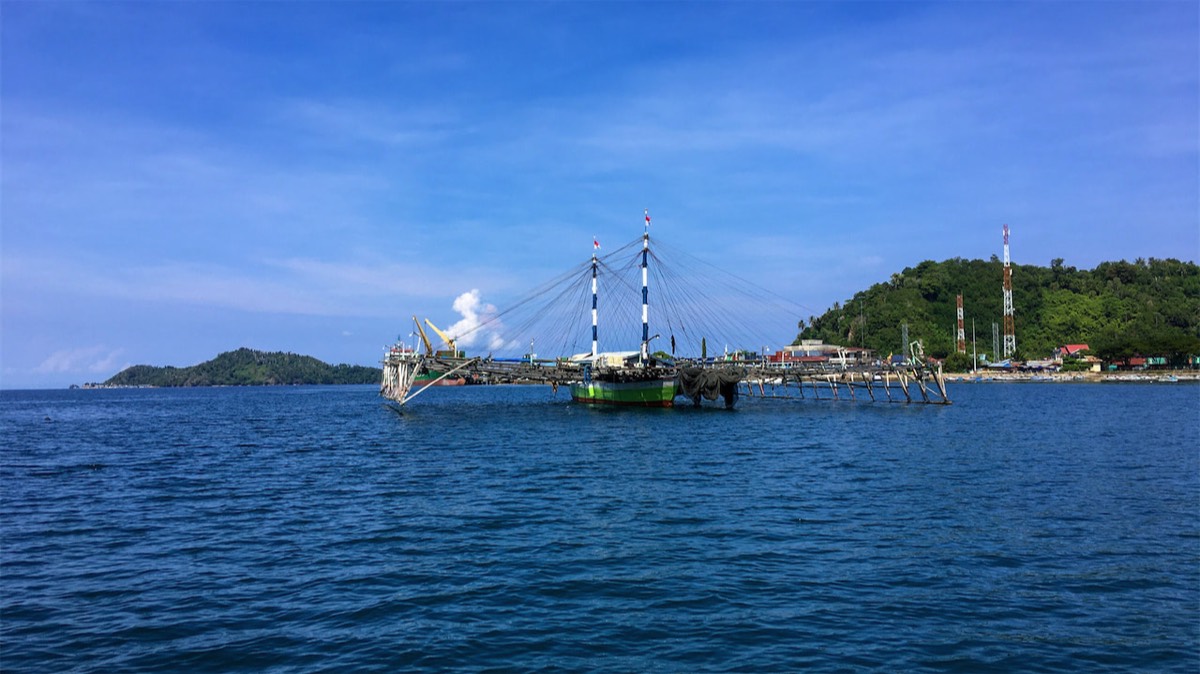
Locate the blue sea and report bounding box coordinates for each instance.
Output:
[2,383,1197,672]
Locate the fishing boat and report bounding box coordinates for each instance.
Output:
[568,212,682,407]
[378,210,951,410]
[569,351,679,407]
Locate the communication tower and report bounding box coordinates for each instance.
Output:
[1002,224,1017,358]
[956,294,966,354]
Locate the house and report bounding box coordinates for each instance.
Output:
[1106,356,1181,371]
[1107,356,1148,371]
[768,351,831,366]
[1054,344,1090,361]
[781,340,874,365]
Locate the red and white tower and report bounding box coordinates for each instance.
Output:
[1002,224,1017,358]
[956,294,966,354]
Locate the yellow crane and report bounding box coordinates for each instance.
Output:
[412,316,434,356]
[424,318,461,357]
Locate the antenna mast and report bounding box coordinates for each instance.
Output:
[956,293,966,354]
[1002,224,1017,358]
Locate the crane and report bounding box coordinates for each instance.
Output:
[424,318,461,357]
[411,316,434,356]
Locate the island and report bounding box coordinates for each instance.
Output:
[88,348,381,387]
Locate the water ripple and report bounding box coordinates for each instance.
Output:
[2,384,1197,672]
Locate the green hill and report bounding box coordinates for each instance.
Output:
[103,348,381,387]
[797,257,1200,365]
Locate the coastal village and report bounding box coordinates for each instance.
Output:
[777,339,1199,383]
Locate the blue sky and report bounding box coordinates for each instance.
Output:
[2,1,1197,388]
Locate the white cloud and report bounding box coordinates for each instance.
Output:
[442,289,505,350]
[2,251,517,319]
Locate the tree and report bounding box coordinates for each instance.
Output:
[105,348,381,386]
[797,257,1200,361]
[943,352,974,372]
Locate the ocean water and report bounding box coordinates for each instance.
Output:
[2,383,1197,673]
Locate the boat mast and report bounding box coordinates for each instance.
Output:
[641,209,650,362]
[591,238,599,358]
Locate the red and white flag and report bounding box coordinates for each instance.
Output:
[644,210,651,227]
[593,238,600,249]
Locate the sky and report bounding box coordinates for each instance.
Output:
[2,1,1197,388]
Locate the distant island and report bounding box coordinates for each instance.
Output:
[91,348,381,387]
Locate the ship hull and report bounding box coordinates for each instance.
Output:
[414,374,466,387]
[570,378,679,407]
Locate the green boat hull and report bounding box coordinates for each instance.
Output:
[570,378,679,407]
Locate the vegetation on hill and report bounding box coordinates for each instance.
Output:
[796,257,1200,365]
[103,348,381,387]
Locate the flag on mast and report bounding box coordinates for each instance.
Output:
[644,209,651,228]
[593,237,600,249]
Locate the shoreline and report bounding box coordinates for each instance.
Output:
[945,370,1198,383]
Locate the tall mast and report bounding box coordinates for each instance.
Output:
[591,240,599,358]
[641,209,650,362]
[1002,224,1017,358]
[971,319,977,373]
[956,293,966,353]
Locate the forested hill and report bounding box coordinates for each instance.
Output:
[102,348,381,387]
[797,257,1200,363]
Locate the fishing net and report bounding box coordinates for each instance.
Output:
[679,366,745,402]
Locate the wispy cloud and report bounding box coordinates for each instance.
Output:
[278,98,459,148]
[2,250,520,320]
[35,345,125,374]
[2,104,393,253]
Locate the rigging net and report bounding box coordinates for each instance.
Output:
[448,234,814,361]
